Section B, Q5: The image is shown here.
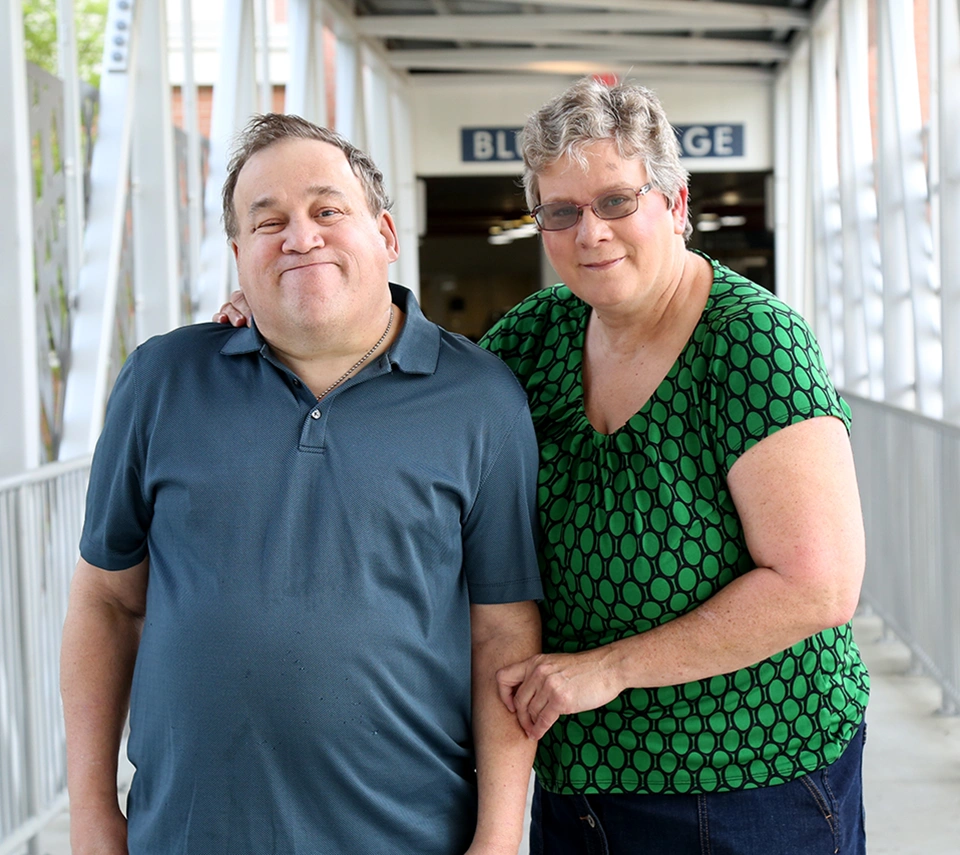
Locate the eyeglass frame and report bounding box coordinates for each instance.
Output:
[531,184,654,232]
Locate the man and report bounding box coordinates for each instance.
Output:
[61,114,543,855]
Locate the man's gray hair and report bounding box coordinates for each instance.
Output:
[519,77,692,240]
[221,113,392,240]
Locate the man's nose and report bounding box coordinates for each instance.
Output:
[283,217,323,252]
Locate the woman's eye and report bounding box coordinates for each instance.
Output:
[601,195,630,209]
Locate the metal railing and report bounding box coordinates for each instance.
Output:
[0,457,90,855]
[846,393,960,714]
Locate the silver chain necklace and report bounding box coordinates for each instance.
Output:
[315,305,394,402]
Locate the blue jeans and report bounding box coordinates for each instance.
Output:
[530,721,866,855]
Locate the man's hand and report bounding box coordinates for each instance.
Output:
[213,289,252,326]
[70,807,128,855]
[496,648,624,741]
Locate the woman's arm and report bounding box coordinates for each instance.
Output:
[498,415,865,740]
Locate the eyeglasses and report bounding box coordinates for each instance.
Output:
[532,184,653,232]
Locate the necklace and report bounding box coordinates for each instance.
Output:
[315,305,394,401]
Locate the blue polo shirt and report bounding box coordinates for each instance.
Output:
[80,285,542,855]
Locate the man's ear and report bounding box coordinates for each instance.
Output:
[378,211,400,263]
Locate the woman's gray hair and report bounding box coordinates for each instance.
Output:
[221,113,392,240]
[519,77,692,240]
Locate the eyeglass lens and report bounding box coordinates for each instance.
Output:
[535,187,646,231]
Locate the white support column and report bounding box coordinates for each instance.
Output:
[132,0,180,342]
[808,8,844,380]
[180,0,203,321]
[0,0,41,475]
[877,0,941,416]
[362,49,392,194]
[838,0,883,398]
[195,0,258,322]
[389,82,419,297]
[938,0,960,422]
[876,0,917,410]
[287,0,328,124]
[773,67,791,307]
[256,0,272,113]
[782,42,812,322]
[333,26,358,140]
[60,0,140,458]
[57,0,86,301]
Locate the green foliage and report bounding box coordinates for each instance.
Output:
[23,0,108,87]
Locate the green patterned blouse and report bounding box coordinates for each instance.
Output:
[479,255,869,795]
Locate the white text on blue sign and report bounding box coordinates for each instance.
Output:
[674,125,744,158]
[461,128,523,162]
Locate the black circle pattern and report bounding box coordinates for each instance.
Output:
[480,255,869,795]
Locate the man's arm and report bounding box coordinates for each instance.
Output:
[499,416,865,739]
[61,557,149,855]
[467,600,541,855]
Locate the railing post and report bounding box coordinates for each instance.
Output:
[15,485,41,855]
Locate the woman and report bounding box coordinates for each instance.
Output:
[483,78,868,855]
[217,78,869,854]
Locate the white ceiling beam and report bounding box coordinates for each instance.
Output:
[521,0,808,22]
[356,12,806,39]
[359,27,787,60]
[387,44,784,69]
[396,58,774,83]
[356,5,810,38]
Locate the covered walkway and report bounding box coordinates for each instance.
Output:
[3,1,960,853]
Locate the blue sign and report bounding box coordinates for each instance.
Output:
[461,127,523,162]
[674,124,744,158]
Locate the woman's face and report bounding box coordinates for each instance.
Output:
[536,139,688,314]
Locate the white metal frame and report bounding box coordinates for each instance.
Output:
[808,4,844,379]
[0,0,41,477]
[132,0,181,342]
[936,0,960,421]
[877,0,941,416]
[781,0,959,423]
[837,0,882,398]
[60,0,142,458]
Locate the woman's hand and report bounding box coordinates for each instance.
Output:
[213,290,252,326]
[496,648,624,740]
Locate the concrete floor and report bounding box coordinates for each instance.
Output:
[29,611,960,854]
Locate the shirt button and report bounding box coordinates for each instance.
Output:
[292,378,301,386]
[310,409,321,420]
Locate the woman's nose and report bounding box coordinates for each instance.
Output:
[576,208,613,245]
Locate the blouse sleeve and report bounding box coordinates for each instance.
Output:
[708,305,851,474]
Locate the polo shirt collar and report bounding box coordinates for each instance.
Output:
[386,283,439,376]
[218,283,440,376]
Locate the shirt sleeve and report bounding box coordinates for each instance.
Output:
[461,401,543,605]
[709,306,852,474]
[79,351,153,570]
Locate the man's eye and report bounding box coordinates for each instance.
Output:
[254,220,283,232]
[317,208,344,219]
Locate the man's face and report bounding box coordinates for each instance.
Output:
[230,137,399,344]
